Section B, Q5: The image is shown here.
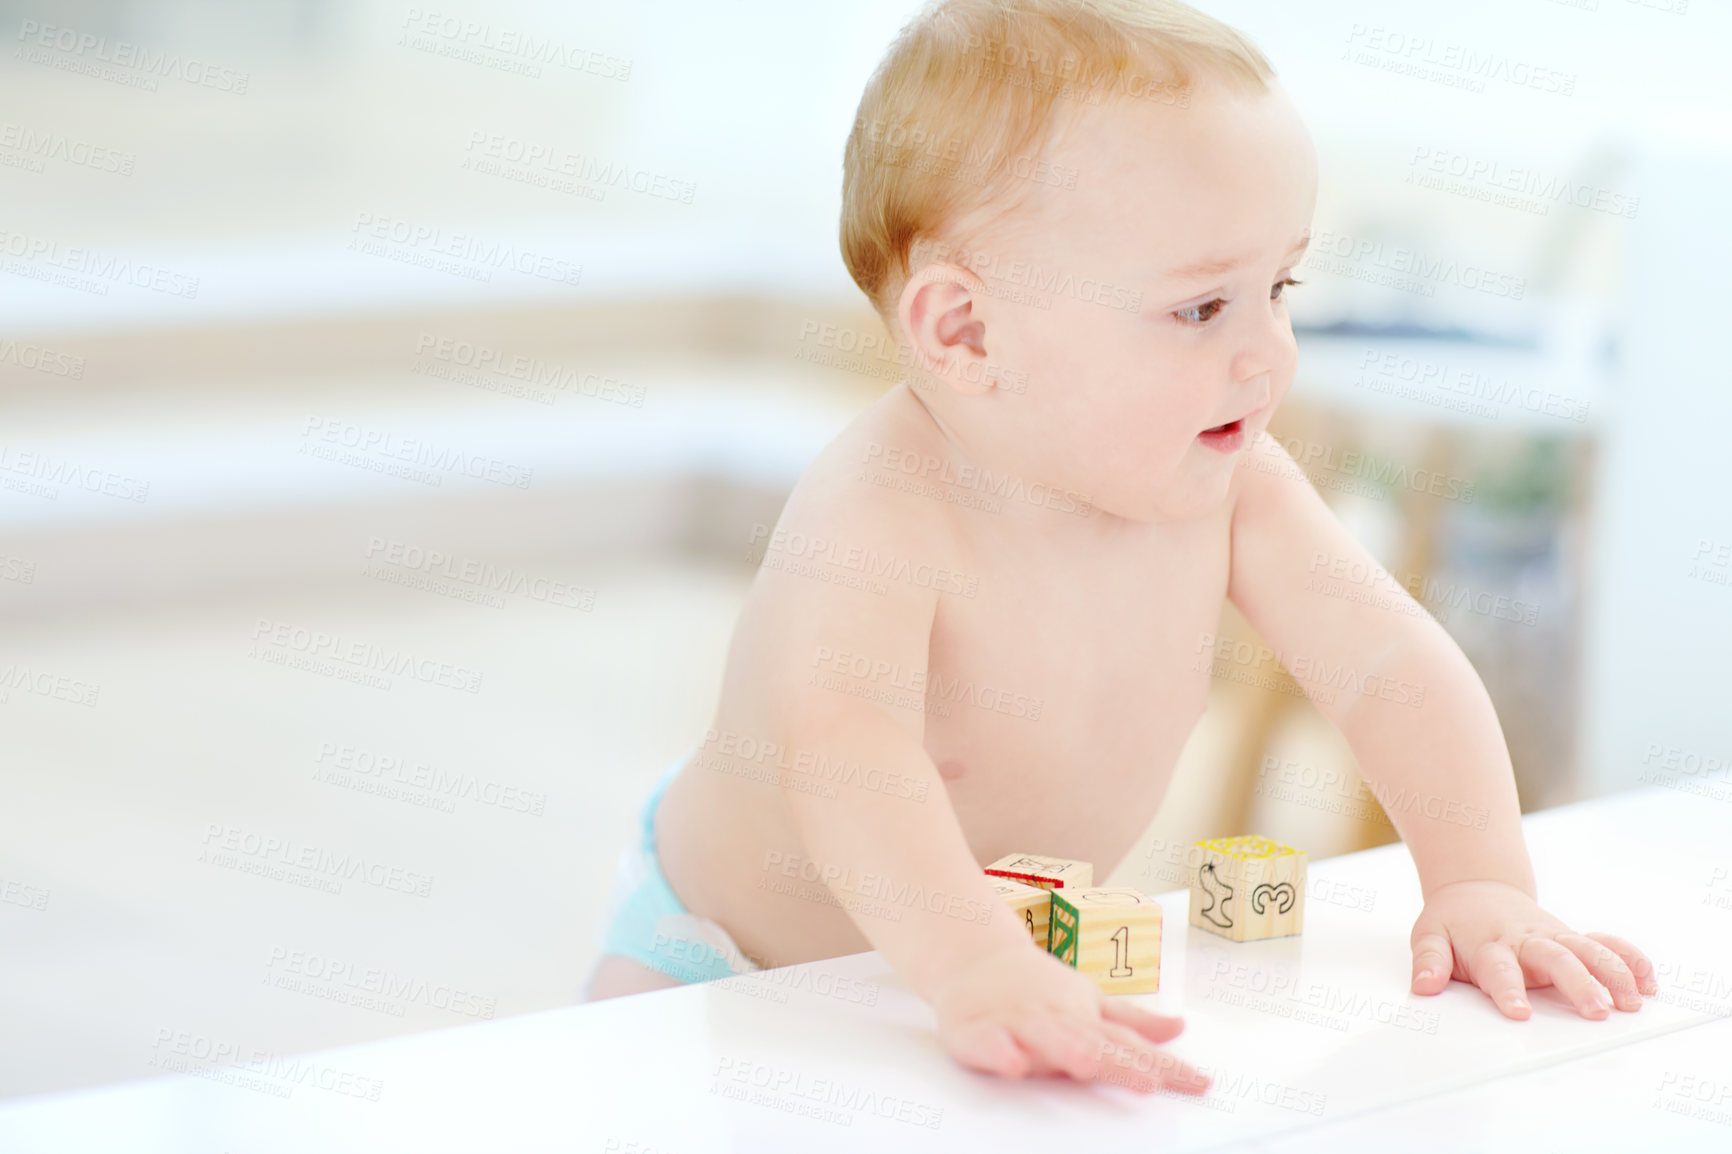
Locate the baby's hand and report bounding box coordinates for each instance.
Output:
[930,944,1210,1094]
[1409,879,1658,1019]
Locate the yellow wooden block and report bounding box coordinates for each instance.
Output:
[989,878,1051,948]
[1187,835,1306,942]
[1049,887,1162,994]
[983,853,1093,892]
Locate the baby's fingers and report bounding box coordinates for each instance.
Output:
[1013,1015,1105,1082]
[1094,1021,1211,1095]
[941,1020,1032,1079]
[1092,1022,1164,1094]
[1518,938,1612,1020]
[1557,933,1643,1012]
[1410,930,1454,995]
[1468,940,1532,1019]
[1585,932,1658,997]
[1099,999,1187,1045]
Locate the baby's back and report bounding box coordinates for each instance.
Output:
[655,383,1236,969]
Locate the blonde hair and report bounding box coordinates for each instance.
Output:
[840,0,1275,324]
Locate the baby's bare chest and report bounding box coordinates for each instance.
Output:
[922,520,1231,784]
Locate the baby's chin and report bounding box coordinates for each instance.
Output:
[1090,466,1237,524]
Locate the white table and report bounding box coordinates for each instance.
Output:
[3,786,1728,1152]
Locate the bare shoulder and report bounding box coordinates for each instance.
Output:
[725,384,962,723]
[769,383,963,578]
[1226,429,1311,530]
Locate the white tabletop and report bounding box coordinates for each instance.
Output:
[2,785,1727,1152]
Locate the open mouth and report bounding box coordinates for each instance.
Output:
[1197,416,1248,453]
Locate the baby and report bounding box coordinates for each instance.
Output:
[583,0,1656,1093]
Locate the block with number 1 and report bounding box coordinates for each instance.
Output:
[1048,887,1163,994]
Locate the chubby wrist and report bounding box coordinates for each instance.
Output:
[1420,874,1537,903]
[911,916,1041,1005]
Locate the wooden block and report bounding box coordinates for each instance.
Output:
[983,853,1093,892]
[1187,835,1306,942]
[1048,887,1162,994]
[989,878,1051,948]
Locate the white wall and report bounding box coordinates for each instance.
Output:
[1582,144,1732,794]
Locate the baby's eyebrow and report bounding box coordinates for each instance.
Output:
[1163,252,1249,280]
[1160,231,1311,282]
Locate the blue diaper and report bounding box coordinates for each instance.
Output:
[594,756,762,985]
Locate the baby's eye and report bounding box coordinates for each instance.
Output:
[1174,299,1225,325]
[1174,278,1302,325]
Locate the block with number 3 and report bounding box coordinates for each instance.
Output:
[1188,835,1306,942]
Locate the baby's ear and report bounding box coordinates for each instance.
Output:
[898,265,997,399]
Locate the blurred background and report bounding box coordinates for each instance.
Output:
[2,0,1729,1101]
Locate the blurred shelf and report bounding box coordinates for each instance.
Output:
[0,223,858,338]
[0,363,863,617]
[1293,328,1610,436]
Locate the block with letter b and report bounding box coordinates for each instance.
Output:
[1188,835,1306,942]
[983,853,1092,892]
[1048,887,1162,994]
[989,877,1051,947]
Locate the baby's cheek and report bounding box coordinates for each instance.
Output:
[1105,399,1177,450]
[1095,377,1198,458]
[1270,371,1295,408]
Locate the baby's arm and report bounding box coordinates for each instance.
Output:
[1224,433,1654,1018]
[745,467,1206,1092]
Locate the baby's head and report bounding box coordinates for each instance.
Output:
[841,0,1316,522]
